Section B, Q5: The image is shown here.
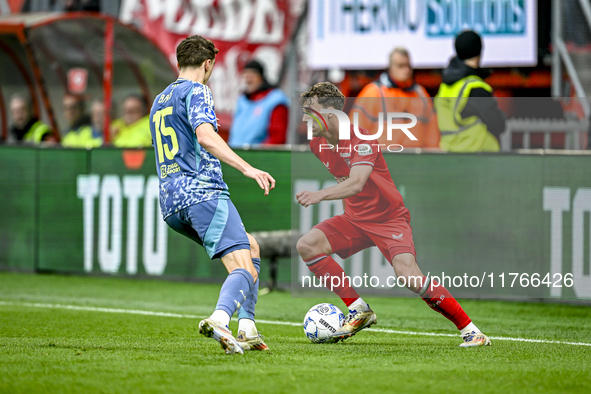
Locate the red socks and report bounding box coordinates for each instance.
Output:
[304,254,360,307]
[304,257,471,330]
[418,276,471,330]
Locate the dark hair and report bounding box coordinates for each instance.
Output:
[63,92,86,112]
[244,60,265,77]
[299,82,345,110]
[124,93,148,113]
[176,35,219,69]
[455,30,482,60]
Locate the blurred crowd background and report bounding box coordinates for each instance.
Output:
[1,0,590,151]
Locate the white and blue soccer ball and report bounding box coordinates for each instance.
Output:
[303,303,346,343]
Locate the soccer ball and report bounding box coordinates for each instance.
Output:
[303,303,346,343]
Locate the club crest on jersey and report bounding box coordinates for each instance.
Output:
[357,144,372,156]
[204,107,216,122]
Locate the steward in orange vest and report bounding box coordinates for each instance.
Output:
[351,48,439,149]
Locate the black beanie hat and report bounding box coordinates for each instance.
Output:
[455,30,482,60]
[244,60,265,77]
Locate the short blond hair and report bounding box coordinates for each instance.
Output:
[389,47,410,65]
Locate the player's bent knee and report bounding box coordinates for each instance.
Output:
[296,237,315,260]
[242,258,259,283]
[231,261,258,283]
[297,230,331,260]
[246,233,260,259]
[391,254,421,279]
[249,268,259,283]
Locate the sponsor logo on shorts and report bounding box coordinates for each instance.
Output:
[392,233,403,239]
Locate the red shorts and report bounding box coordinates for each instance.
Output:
[313,213,416,263]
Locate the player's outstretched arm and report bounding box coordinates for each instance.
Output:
[296,165,372,207]
[195,123,276,195]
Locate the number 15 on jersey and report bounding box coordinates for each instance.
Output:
[152,107,179,163]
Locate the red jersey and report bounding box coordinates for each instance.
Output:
[310,126,408,222]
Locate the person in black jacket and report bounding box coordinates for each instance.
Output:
[435,30,507,152]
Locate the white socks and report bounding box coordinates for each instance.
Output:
[238,318,258,337]
[349,297,369,312]
[213,304,478,338]
[210,310,230,327]
[209,311,258,336]
[460,322,480,337]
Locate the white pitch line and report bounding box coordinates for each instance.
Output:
[1,300,590,348]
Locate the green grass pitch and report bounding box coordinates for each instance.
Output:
[1,272,590,393]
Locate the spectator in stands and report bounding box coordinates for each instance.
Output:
[61,93,100,148]
[90,99,105,142]
[111,94,151,148]
[228,60,289,147]
[435,30,506,152]
[8,94,52,143]
[86,98,122,147]
[350,47,439,148]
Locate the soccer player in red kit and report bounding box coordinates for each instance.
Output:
[295,82,491,347]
